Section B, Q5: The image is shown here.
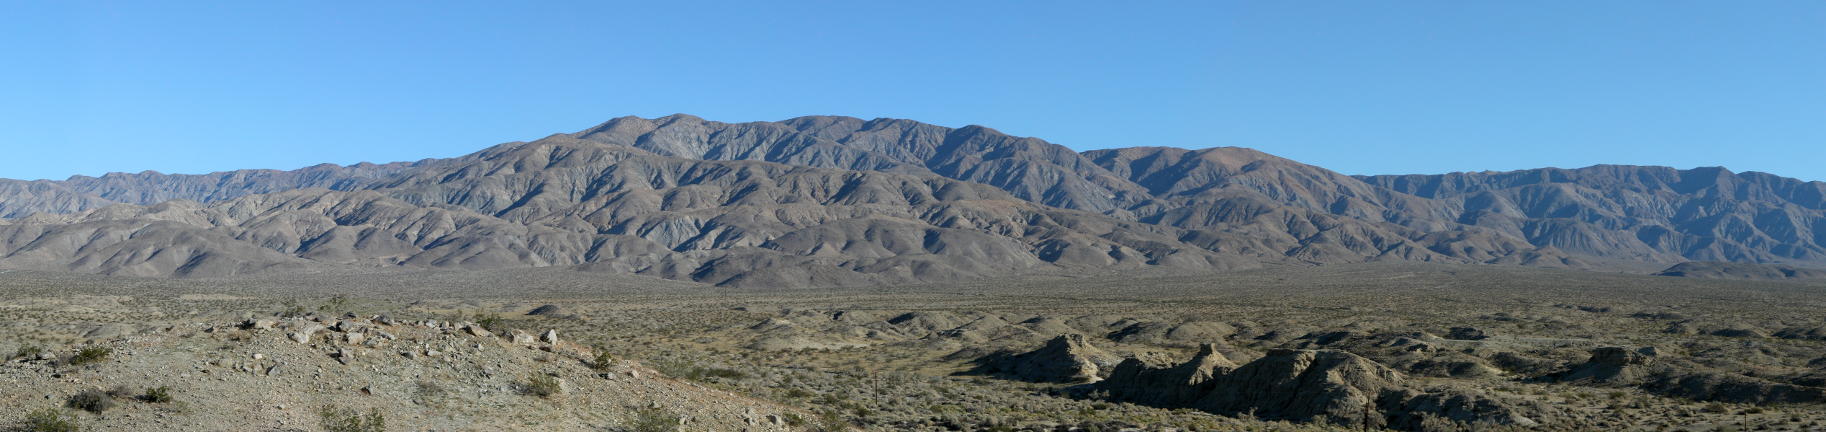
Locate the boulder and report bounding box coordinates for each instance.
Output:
[289,324,325,344]
[242,318,278,330]
[526,305,564,316]
[540,329,559,344]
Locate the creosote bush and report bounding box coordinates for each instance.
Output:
[473,313,508,334]
[629,407,681,432]
[21,408,80,432]
[66,390,114,413]
[141,386,173,403]
[319,405,386,432]
[12,344,44,360]
[592,347,614,370]
[523,373,561,397]
[67,346,111,366]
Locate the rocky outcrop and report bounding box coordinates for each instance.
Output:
[1095,349,1555,426]
[1098,343,1236,406]
[1094,348,1557,428]
[1538,346,1658,385]
[970,334,1118,383]
[1538,346,1826,405]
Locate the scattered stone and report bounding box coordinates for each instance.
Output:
[464,323,494,338]
[243,318,278,330]
[344,332,366,345]
[540,329,558,344]
[510,330,535,345]
[289,324,325,344]
[331,320,361,333]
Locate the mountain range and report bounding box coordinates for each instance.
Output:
[2,114,1821,287]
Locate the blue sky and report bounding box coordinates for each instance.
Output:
[3,1,1822,181]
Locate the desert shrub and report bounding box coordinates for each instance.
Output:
[592,348,614,370]
[20,408,79,432]
[318,406,385,432]
[318,295,350,314]
[522,373,561,397]
[67,346,111,366]
[705,368,747,379]
[1704,402,1731,413]
[13,344,44,360]
[414,381,446,399]
[652,359,747,382]
[628,407,680,432]
[141,386,173,403]
[66,390,114,413]
[279,299,309,318]
[473,313,508,334]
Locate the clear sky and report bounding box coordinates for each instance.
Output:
[3,1,1822,182]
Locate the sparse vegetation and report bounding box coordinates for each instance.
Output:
[318,295,351,314]
[140,386,173,403]
[20,408,80,432]
[473,313,507,334]
[653,359,747,382]
[522,373,561,398]
[591,347,614,370]
[12,344,44,360]
[279,298,308,318]
[66,346,111,366]
[0,264,1824,430]
[65,390,113,413]
[318,406,386,432]
[628,407,680,432]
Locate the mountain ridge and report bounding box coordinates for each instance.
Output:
[1,114,1820,286]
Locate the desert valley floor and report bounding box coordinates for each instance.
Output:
[3,263,1826,431]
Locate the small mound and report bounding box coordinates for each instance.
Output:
[1655,261,1826,281]
[969,334,1119,383]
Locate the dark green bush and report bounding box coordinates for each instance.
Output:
[591,348,614,371]
[67,346,111,366]
[141,386,173,403]
[66,390,113,413]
